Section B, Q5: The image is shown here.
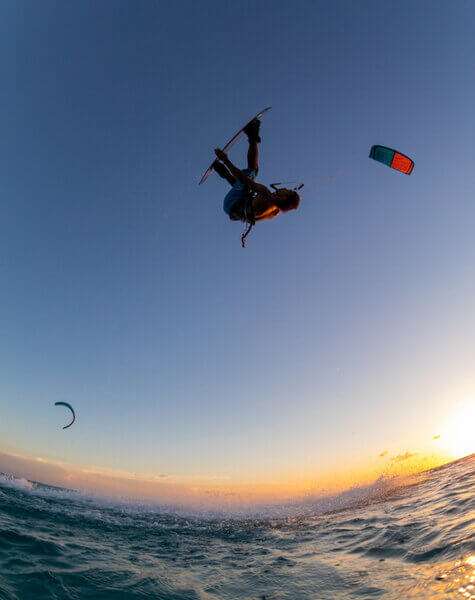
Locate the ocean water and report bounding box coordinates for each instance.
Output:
[0,455,473,600]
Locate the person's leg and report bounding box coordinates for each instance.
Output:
[243,119,261,172]
[247,140,258,172]
[213,160,236,186]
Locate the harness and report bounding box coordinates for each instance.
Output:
[270,182,305,192]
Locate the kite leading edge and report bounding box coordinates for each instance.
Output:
[54,402,76,429]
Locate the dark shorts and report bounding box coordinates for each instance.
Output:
[223,168,257,221]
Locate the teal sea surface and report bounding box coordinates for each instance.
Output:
[0,455,473,599]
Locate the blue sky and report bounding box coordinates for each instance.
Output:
[1,1,474,500]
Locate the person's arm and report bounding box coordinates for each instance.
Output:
[214,149,271,198]
[252,198,280,221]
[254,208,280,223]
[254,207,280,222]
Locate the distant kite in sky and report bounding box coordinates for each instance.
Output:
[432,434,440,440]
[54,402,76,429]
[369,145,414,174]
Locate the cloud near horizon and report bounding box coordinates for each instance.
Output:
[0,450,319,507]
[0,447,452,509]
[391,451,417,463]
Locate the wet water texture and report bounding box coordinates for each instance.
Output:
[0,455,473,599]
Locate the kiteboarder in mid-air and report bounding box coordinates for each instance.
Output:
[212,119,300,245]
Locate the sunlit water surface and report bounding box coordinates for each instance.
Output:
[0,455,473,599]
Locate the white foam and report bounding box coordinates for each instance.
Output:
[0,473,36,492]
[0,468,426,523]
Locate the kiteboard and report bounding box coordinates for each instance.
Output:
[199,106,272,185]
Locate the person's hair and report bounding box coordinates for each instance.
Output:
[275,189,300,211]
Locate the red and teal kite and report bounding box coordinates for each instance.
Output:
[369,145,414,175]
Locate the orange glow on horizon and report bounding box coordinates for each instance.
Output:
[0,446,456,508]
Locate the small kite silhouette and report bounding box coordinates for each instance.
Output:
[54,402,76,429]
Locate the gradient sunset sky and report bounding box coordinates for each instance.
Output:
[1,0,474,507]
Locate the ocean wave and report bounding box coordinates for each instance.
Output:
[0,474,35,493]
[0,468,422,524]
[1,456,473,599]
